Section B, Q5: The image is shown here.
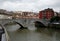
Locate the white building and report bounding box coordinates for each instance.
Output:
[0,14,12,19]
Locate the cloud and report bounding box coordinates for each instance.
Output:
[35,0,60,12]
[0,0,60,12]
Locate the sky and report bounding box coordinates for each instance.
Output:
[0,0,60,12]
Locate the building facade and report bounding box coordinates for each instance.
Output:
[39,8,54,20]
[12,11,38,19]
[0,14,12,19]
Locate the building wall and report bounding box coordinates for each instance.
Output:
[39,8,54,20]
[39,11,43,19]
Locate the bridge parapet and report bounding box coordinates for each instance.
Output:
[0,19,49,27]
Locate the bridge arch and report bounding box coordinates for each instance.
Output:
[4,21,23,26]
[4,21,25,30]
[34,21,46,28]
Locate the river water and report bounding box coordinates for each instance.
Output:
[4,19,60,41]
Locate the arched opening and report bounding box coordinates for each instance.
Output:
[34,21,46,28]
[4,21,27,32]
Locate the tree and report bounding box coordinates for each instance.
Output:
[50,16,60,23]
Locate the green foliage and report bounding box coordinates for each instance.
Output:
[50,16,60,22]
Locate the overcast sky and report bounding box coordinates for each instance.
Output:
[0,0,60,12]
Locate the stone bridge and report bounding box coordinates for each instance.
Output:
[0,19,49,27]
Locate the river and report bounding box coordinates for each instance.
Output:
[4,19,60,41]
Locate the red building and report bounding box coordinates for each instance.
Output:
[39,8,54,20]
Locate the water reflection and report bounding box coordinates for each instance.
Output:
[4,23,60,41]
[4,24,20,32]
